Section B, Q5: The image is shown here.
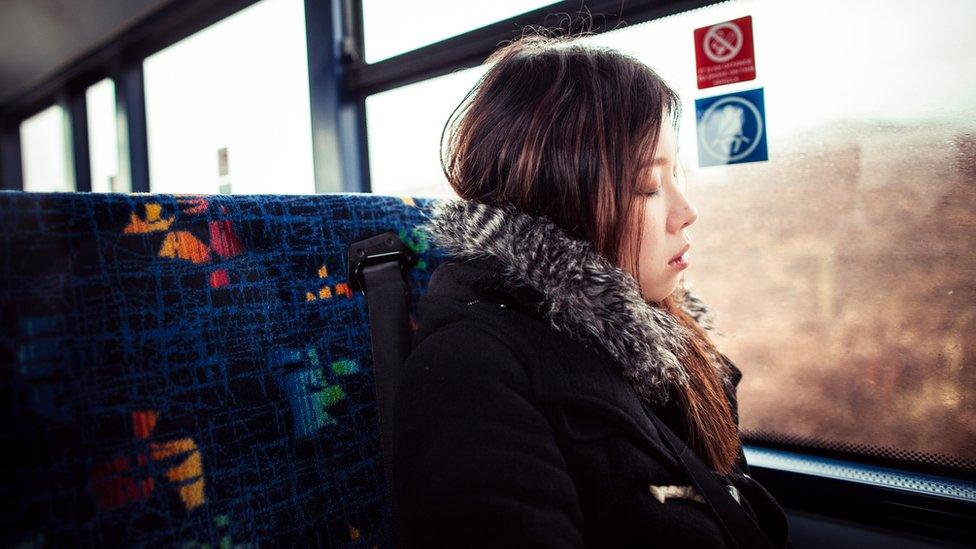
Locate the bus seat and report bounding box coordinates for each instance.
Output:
[0,191,445,547]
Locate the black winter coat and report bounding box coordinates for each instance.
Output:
[393,199,792,548]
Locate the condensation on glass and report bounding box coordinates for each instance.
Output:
[143,0,314,194]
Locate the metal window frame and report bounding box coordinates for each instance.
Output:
[62,86,92,192]
[305,0,370,192]
[114,62,150,193]
[345,0,721,96]
[1,115,24,190]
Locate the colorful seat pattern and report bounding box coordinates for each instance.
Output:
[0,191,443,547]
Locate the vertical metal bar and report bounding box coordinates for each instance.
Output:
[304,0,369,193]
[342,0,371,193]
[305,0,342,193]
[115,63,150,193]
[63,89,92,192]
[338,94,371,193]
[0,117,24,190]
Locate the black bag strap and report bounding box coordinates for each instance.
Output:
[349,232,418,544]
[645,411,775,549]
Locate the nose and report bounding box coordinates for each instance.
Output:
[670,187,698,233]
[682,200,698,229]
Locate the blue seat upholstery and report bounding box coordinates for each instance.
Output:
[0,191,444,547]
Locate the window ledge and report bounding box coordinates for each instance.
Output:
[743,445,976,503]
[742,444,976,545]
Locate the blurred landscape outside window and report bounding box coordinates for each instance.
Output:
[20,104,73,192]
[144,0,314,195]
[85,78,125,193]
[366,0,976,472]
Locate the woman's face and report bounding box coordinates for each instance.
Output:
[619,118,698,303]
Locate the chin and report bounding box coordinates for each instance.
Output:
[641,271,680,303]
[655,281,681,302]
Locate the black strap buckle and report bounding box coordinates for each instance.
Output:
[347,231,418,294]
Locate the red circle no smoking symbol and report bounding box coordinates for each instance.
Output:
[703,22,744,63]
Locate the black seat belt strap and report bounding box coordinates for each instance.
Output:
[646,411,775,548]
[349,231,418,544]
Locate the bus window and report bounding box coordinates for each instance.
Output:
[365,66,486,197]
[20,104,73,192]
[143,0,314,195]
[85,78,125,193]
[581,0,976,472]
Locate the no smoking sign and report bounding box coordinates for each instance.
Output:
[694,16,756,89]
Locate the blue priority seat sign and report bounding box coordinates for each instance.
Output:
[695,87,768,167]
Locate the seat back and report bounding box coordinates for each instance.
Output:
[0,191,445,547]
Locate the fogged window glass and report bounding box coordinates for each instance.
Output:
[144,0,314,194]
[587,0,976,471]
[361,0,558,63]
[365,66,486,197]
[86,78,126,193]
[20,104,73,192]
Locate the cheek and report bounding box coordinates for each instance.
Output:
[620,200,667,279]
[637,207,669,268]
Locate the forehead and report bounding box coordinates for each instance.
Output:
[655,119,677,150]
[640,123,678,168]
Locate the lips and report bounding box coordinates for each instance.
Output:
[669,244,690,264]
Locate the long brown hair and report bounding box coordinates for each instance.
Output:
[440,31,740,474]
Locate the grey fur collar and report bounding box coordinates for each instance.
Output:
[420,198,731,406]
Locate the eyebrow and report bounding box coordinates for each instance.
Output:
[640,147,679,170]
[639,157,669,170]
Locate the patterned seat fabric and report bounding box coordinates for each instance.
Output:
[0,192,444,547]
